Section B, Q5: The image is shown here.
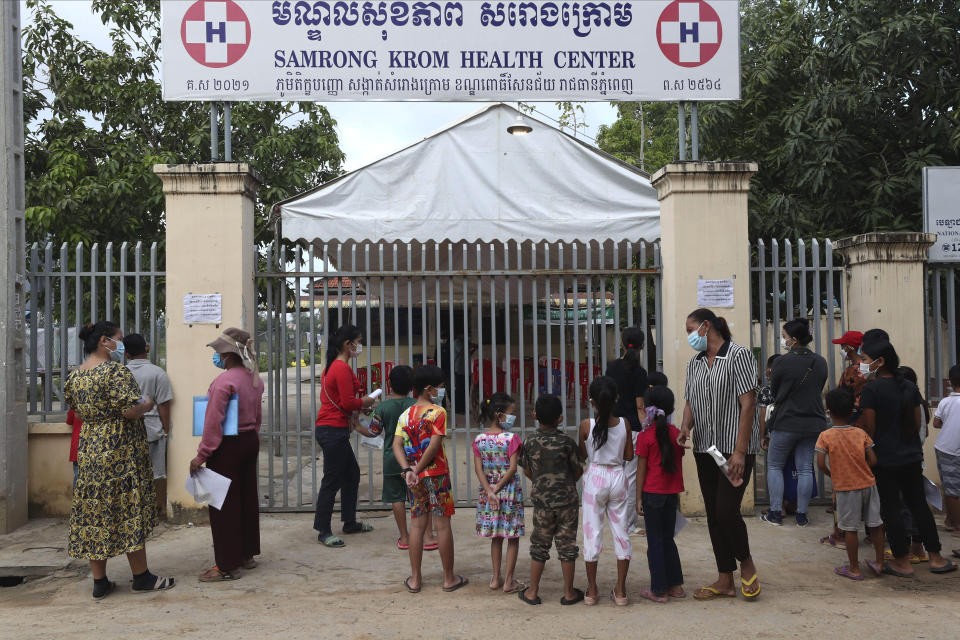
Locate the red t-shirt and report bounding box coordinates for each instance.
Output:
[635,424,685,494]
[316,359,364,428]
[67,409,82,462]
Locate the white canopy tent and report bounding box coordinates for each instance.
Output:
[278,103,660,257]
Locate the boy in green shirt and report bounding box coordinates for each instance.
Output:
[374,365,437,551]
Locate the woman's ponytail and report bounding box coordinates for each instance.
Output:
[589,376,618,450]
[644,386,677,473]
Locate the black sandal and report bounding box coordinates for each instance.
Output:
[92,581,115,601]
[518,589,542,605]
[560,588,585,605]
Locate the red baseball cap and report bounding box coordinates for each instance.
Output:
[831,331,863,348]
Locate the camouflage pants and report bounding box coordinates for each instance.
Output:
[530,505,579,563]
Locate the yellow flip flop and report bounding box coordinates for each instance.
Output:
[693,586,736,600]
[740,573,761,599]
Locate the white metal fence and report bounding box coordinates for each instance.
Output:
[256,239,662,511]
[926,264,960,404]
[24,242,166,418]
[749,238,846,505]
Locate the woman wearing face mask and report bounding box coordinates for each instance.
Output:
[761,319,828,528]
[678,309,762,600]
[190,328,265,582]
[314,324,379,547]
[859,341,956,576]
[64,321,174,600]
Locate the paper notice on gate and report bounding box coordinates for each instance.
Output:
[183,293,222,324]
[924,476,943,511]
[697,279,735,308]
[185,467,232,510]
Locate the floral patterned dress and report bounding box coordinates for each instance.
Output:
[473,431,525,538]
[63,361,157,560]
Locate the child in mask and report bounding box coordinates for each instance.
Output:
[473,392,525,593]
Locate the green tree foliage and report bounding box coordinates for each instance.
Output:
[22,0,345,247]
[596,0,960,239]
[595,102,677,174]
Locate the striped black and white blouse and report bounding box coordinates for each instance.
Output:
[684,340,761,455]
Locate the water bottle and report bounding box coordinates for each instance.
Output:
[705,446,743,487]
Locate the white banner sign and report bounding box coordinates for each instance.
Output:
[161,0,741,102]
[923,167,960,262]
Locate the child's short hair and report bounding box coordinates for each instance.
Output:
[647,371,668,388]
[122,333,148,356]
[950,364,960,388]
[389,365,414,395]
[413,365,445,395]
[825,388,855,421]
[534,394,563,426]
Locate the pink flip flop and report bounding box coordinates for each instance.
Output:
[638,588,668,604]
[834,565,865,581]
[397,538,409,551]
[423,542,439,551]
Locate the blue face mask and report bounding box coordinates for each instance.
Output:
[107,337,125,362]
[687,322,707,352]
[213,352,226,369]
[500,414,517,429]
[433,388,446,403]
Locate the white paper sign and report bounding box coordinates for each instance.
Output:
[160,0,742,102]
[697,279,734,308]
[923,166,960,262]
[185,467,233,510]
[184,293,223,324]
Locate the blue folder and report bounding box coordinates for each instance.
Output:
[193,394,239,437]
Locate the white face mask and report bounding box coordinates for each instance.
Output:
[351,342,362,357]
[780,337,792,351]
[859,361,875,377]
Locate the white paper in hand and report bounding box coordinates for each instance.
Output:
[185,467,232,510]
[923,476,943,512]
[674,509,688,536]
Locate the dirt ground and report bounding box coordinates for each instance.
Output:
[0,509,958,640]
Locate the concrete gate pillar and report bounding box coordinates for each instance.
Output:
[652,162,758,515]
[153,163,262,522]
[834,232,939,481]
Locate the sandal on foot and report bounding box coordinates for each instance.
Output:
[834,565,864,581]
[668,587,686,599]
[881,562,915,578]
[342,521,374,534]
[866,560,882,577]
[693,586,736,600]
[198,567,234,583]
[560,588,584,605]
[930,560,957,574]
[319,534,345,548]
[638,588,668,604]
[92,581,116,601]
[423,542,439,551]
[404,577,421,594]
[519,589,542,605]
[442,575,469,593]
[740,573,760,599]
[820,535,845,549]
[134,575,176,591]
[610,589,629,606]
[503,581,526,594]
[397,538,409,551]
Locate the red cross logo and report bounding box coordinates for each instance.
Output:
[180,0,251,68]
[657,0,723,68]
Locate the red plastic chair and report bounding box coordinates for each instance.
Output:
[371,361,395,394]
[471,358,506,396]
[508,359,535,399]
[579,363,602,407]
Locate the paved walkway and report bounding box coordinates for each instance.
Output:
[0,510,957,639]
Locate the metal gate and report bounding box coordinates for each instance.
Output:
[256,239,662,511]
[749,239,846,505]
[926,263,960,404]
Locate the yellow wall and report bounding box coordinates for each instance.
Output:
[27,423,73,517]
[154,164,261,521]
[653,163,758,516]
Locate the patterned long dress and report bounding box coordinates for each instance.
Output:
[473,431,525,538]
[64,361,157,560]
